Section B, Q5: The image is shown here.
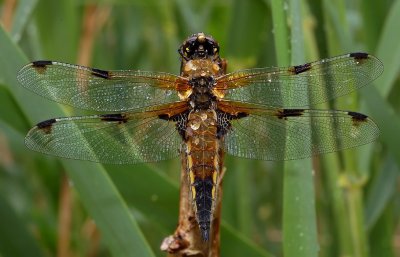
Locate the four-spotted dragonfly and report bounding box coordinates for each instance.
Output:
[17,33,383,241]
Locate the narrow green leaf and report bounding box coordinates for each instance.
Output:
[376,0,400,97]
[221,221,275,257]
[369,207,396,257]
[11,0,39,43]
[270,0,290,66]
[365,156,398,229]
[274,1,318,256]
[362,86,400,168]
[64,161,155,257]
[0,86,29,134]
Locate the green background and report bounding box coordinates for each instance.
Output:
[0,0,399,256]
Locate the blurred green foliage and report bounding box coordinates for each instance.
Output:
[0,0,399,257]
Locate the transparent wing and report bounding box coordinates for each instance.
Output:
[218,101,379,161]
[17,61,189,111]
[25,103,188,164]
[215,53,383,107]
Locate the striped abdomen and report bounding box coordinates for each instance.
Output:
[185,110,220,241]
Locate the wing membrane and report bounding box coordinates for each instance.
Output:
[25,103,188,164]
[218,101,379,161]
[17,61,189,111]
[216,53,383,107]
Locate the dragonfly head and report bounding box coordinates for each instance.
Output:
[179,32,220,60]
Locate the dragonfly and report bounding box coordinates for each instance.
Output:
[17,33,383,242]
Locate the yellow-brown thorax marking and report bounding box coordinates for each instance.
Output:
[178,59,222,100]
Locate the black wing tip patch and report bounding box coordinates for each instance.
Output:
[348,52,384,80]
[37,118,56,128]
[276,109,305,119]
[91,68,110,79]
[348,111,369,125]
[100,113,128,123]
[32,60,53,68]
[349,52,369,60]
[29,60,53,74]
[36,118,57,134]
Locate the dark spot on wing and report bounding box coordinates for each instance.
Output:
[158,114,170,120]
[32,60,52,74]
[157,111,189,140]
[216,111,248,139]
[349,52,369,60]
[91,68,111,79]
[166,111,189,141]
[276,109,305,119]
[348,111,368,126]
[290,63,312,74]
[232,112,248,119]
[36,118,56,134]
[100,113,128,123]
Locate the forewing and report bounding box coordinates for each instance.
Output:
[218,101,379,161]
[17,61,188,111]
[215,53,383,107]
[25,103,188,164]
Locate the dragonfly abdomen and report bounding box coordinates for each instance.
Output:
[186,110,220,241]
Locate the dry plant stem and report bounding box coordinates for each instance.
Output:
[161,149,224,257]
[81,218,101,257]
[77,4,111,66]
[0,0,16,31]
[57,175,72,257]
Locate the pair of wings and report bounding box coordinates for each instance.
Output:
[17,53,383,164]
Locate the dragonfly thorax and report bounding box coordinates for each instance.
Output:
[189,76,217,110]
